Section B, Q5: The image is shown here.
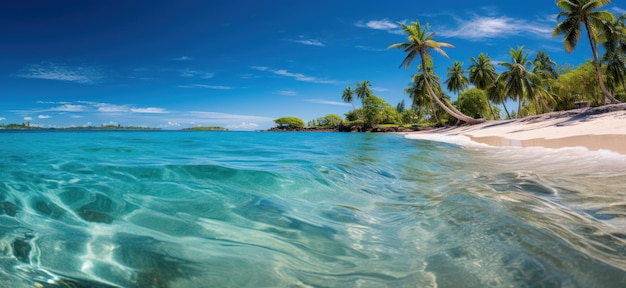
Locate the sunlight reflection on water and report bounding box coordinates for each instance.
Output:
[0,131,624,287]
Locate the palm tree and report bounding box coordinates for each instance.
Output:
[342,86,356,111]
[469,53,498,119]
[469,53,498,90]
[487,76,512,119]
[603,50,626,95]
[355,80,373,103]
[600,14,626,95]
[444,61,469,94]
[498,46,542,117]
[553,0,620,104]
[533,50,560,80]
[389,20,484,124]
[532,51,559,113]
[405,73,433,124]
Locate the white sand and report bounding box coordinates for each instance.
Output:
[406,104,626,155]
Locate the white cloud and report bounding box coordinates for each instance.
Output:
[251,66,338,84]
[180,69,197,77]
[95,103,130,113]
[228,122,260,130]
[276,90,298,96]
[439,16,552,40]
[250,66,269,71]
[178,84,233,90]
[0,117,5,121]
[38,115,52,119]
[372,87,389,92]
[355,19,403,34]
[162,121,181,127]
[179,69,214,79]
[293,37,325,47]
[306,99,351,106]
[356,45,387,52]
[50,104,86,112]
[18,62,103,84]
[356,19,397,30]
[173,56,192,61]
[190,111,274,122]
[612,7,626,14]
[24,117,33,121]
[131,107,167,113]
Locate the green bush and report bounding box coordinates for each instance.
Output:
[458,88,490,119]
[349,120,365,126]
[308,114,343,128]
[274,117,305,129]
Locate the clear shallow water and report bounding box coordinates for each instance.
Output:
[0,131,625,287]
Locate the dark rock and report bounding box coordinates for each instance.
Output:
[12,238,31,263]
[0,201,18,217]
[77,207,113,224]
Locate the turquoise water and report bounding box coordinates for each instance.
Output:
[0,131,625,287]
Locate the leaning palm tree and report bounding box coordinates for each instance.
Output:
[389,20,484,124]
[499,47,543,117]
[553,0,620,104]
[469,53,498,119]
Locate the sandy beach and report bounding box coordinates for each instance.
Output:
[406,103,626,155]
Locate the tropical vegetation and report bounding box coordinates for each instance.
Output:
[182,126,228,131]
[288,1,626,131]
[274,117,305,129]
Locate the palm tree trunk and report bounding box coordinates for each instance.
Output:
[487,101,497,120]
[585,20,620,104]
[501,102,511,119]
[420,56,484,125]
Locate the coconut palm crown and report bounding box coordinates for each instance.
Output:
[389,20,485,124]
[553,0,620,104]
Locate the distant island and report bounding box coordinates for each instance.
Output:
[0,123,161,131]
[181,126,228,131]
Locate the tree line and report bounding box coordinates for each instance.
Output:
[276,0,625,129]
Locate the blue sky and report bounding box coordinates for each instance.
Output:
[1,0,624,130]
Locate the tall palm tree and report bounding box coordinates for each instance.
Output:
[469,53,498,119]
[533,50,560,80]
[389,20,484,124]
[355,80,373,103]
[553,0,620,104]
[498,46,542,117]
[341,86,356,111]
[405,72,435,124]
[469,53,498,90]
[532,51,559,113]
[487,76,512,119]
[444,61,469,94]
[600,14,626,95]
[603,50,626,94]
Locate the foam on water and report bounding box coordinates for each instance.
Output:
[0,131,625,287]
